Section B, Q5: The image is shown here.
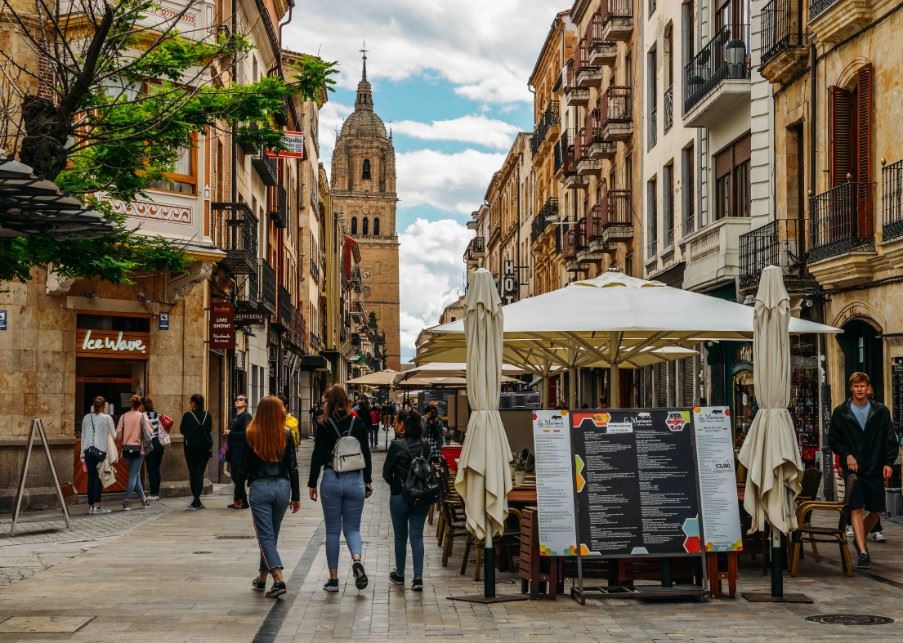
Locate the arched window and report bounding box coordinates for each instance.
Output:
[373,218,380,236]
[362,159,371,180]
[362,217,369,235]
[351,217,357,234]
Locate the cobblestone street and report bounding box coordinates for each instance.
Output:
[0,441,901,641]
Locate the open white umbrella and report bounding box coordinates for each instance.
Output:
[346,369,398,387]
[451,269,516,603]
[737,266,808,603]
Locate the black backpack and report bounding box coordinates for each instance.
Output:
[400,440,440,507]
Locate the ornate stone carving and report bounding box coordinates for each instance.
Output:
[110,199,192,224]
[166,261,214,304]
[45,266,76,296]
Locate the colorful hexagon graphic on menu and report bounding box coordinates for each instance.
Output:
[574,454,586,492]
[682,516,701,553]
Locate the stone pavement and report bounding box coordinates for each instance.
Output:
[0,441,900,641]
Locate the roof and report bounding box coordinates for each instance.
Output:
[528,10,570,87]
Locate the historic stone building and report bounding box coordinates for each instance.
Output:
[330,54,401,370]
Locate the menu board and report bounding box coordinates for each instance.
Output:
[570,409,701,558]
[531,410,578,556]
[693,407,743,552]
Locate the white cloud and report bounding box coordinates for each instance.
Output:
[391,115,522,150]
[396,148,505,213]
[284,1,561,104]
[316,101,352,167]
[398,218,472,360]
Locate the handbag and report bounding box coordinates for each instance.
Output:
[85,416,106,460]
[328,417,366,473]
[122,444,141,459]
[159,414,174,431]
[140,417,154,452]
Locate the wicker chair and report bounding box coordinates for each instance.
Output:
[789,474,858,577]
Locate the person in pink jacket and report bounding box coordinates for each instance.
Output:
[116,395,152,511]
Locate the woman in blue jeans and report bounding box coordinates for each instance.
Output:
[308,385,373,592]
[241,396,300,598]
[382,411,430,591]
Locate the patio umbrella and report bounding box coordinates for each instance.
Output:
[737,266,809,603]
[346,369,398,386]
[451,269,519,603]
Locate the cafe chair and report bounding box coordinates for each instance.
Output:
[789,474,858,578]
[460,508,523,581]
[436,461,469,567]
[796,467,823,504]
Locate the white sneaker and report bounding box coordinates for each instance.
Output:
[95,507,111,514]
[870,531,886,543]
[845,526,854,538]
[87,507,96,515]
[122,502,132,512]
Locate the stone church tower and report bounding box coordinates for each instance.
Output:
[331,53,401,370]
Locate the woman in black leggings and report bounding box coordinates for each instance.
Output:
[180,393,212,510]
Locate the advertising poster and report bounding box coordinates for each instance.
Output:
[531,410,578,556]
[570,409,701,557]
[693,407,743,552]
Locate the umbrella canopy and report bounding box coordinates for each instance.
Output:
[346,369,399,387]
[395,362,526,383]
[454,269,512,541]
[393,375,520,390]
[738,266,803,534]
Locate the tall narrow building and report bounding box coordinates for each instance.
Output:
[331,53,401,370]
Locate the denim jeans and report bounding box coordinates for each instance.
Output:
[249,477,291,572]
[124,454,146,503]
[369,425,379,448]
[389,494,429,579]
[83,450,104,505]
[144,438,164,495]
[320,468,366,570]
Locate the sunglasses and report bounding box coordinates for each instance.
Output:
[235,397,247,402]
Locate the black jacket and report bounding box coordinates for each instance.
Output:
[240,429,300,502]
[308,413,372,487]
[180,410,212,455]
[383,437,430,496]
[828,398,898,476]
[227,411,252,466]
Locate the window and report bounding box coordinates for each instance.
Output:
[149,137,198,194]
[647,177,658,258]
[714,133,751,219]
[682,143,696,234]
[682,1,695,69]
[830,65,873,189]
[362,159,371,180]
[373,217,380,236]
[647,47,657,150]
[362,217,369,235]
[351,216,358,234]
[664,162,674,247]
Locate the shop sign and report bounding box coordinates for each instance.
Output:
[158,312,170,330]
[0,310,6,330]
[234,309,266,326]
[210,302,234,350]
[76,329,149,359]
[265,131,305,159]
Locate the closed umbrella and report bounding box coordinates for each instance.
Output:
[451,269,521,603]
[738,266,809,603]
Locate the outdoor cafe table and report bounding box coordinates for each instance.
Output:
[508,485,537,507]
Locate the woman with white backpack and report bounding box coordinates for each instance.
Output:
[308,384,372,592]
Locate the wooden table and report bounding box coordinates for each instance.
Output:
[508,486,537,506]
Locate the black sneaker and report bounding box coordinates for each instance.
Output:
[323,578,339,593]
[389,570,405,585]
[266,581,286,598]
[352,561,368,590]
[251,577,266,592]
[411,577,423,592]
[856,552,871,569]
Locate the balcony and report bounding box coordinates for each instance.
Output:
[600,0,633,42]
[809,182,874,263]
[309,257,321,284]
[257,259,277,315]
[310,332,322,352]
[682,217,751,291]
[212,202,257,275]
[575,36,602,88]
[599,190,633,247]
[563,226,583,272]
[584,110,616,160]
[576,126,603,177]
[739,219,807,290]
[882,160,903,242]
[562,144,588,190]
[530,198,559,243]
[577,216,604,263]
[464,236,486,265]
[683,24,751,128]
[809,0,874,44]
[530,101,560,157]
[270,185,287,229]
[251,149,278,186]
[760,0,807,84]
[599,86,633,142]
[286,309,305,350]
[564,59,590,108]
[588,11,618,67]
[554,133,566,174]
[276,286,293,330]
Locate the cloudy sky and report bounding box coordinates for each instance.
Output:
[284,1,561,361]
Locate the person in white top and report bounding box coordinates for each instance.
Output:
[80,396,116,514]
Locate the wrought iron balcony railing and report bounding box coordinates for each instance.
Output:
[882,160,903,242]
[683,24,750,113]
[739,218,804,287]
[530,101,560,155]
[599,86,632,131]
[809,181,874,262]
[762,0,805,66]
[809,0,841,22]
[252,149,278,186]
[257,259,277,314]
[212,201,258,275]
[277,286,293,329]
[270,185,287,229]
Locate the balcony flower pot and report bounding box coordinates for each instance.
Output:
[688,74,706,85]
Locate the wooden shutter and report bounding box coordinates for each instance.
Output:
[830,85,852,188]
[856,64,873,236]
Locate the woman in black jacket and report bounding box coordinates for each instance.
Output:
[308,385,372,592]
[241,395,300,598]
[180,393,212,510]
[383,411,431,591]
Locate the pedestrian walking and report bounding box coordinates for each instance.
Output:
[80,396,116,515]
[142,397,165,500]
[242,396,300,598]
[116,394,152,511]
[369,404,381,449]
[308,384,373,592]
[180,393,212,510]
[423,407,444,462]
[383,411,432,591]
[227,394,252,509]
[382,402,396,435]
[278,394,300,447]
[828,371,899,568]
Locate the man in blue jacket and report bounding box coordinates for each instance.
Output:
[828,372,899,569]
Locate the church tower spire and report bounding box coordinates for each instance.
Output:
[355,44,373,112]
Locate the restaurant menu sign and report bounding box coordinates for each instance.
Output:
[692,407,743,552]
[531,410,577,556]
[570,409,701,558]
[209,302,234,350]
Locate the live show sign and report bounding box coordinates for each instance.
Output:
[570,409,701,558]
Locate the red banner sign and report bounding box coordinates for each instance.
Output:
[210,302,234,350]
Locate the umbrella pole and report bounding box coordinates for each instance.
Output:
[483,513,496,598]
[770,526,783,598]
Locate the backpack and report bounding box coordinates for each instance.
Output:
[328,417,366,473]
[400,440,440,507]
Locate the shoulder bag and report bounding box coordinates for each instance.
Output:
[85,415,106,460]
[328,417,366,473]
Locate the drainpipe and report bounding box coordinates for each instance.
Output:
[230,0,238,404]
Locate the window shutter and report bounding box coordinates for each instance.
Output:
[733,133,752,165]
[715,146,733,178]
[856,64,873,237]
[830,86,852,188]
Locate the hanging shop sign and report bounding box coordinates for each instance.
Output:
[233,309,267,326]
[76,329,149,359]
[265,131,305,159]
[210,302,234,350]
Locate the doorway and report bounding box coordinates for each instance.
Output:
[837,318,883,401]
